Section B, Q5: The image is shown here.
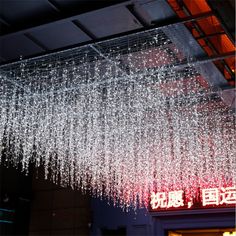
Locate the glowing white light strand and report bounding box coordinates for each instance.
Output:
[0,29,235,210]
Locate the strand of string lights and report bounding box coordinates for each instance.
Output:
[0,26,235,210]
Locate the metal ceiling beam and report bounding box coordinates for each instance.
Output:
[195,32,225,40]
[46,0,61,13]
[151,11,213,25]
[170,51,235,72]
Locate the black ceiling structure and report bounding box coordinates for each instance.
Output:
[0,0,235,110]
[0,0,233,63]
[0,0,148,63]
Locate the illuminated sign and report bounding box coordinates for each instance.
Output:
[150,186,236,210]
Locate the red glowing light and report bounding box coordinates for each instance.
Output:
[150,186,236,210]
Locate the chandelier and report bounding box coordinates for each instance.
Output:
[0,26,235,210]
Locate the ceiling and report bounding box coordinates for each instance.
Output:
[0,0,147,62]
[0,0,235,109]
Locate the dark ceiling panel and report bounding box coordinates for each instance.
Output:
[52,0,128,12]
[75,6,142,38]
[139,0,175,23]
[0,0,130,36]
[0,34,44,61]
[0,0,58,23]
[0,0,59,35]
[29,21,91,50]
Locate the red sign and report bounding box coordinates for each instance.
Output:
[150,186,236,211]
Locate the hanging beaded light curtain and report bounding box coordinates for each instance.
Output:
[0,26,235,210]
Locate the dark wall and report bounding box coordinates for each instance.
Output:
[29,169,92,236]
[91,198,153,236]
[0,164,92,236]
[0,163,32,236]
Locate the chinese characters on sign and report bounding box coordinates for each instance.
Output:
[150,186,236,210]
[150,190,184,209]
[202,187,236,206]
